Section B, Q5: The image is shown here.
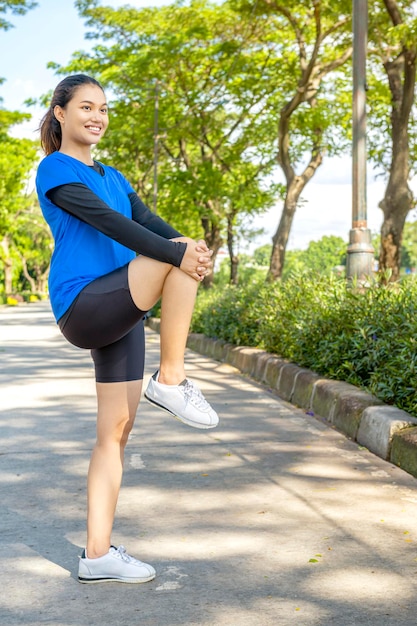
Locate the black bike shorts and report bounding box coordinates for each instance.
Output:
[58,264,148,383]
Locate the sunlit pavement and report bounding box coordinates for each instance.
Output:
[1,301,417,626]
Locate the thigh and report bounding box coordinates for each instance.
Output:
[127,255,173,312]
[91,321,145,383]
[59,264,147,350]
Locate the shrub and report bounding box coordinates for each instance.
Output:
[192,278,264,346]
[191,272,417,417]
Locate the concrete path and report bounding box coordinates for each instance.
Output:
[1,302,417,626]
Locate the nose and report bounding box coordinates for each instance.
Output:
[91,109,102,121]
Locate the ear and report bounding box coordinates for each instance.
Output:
[54,105,65,124]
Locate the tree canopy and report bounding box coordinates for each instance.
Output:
[0,0,43,296]
[0,0,36,30]
[366,0,417,281]
[53,0,284,283]
[5,0,417,295]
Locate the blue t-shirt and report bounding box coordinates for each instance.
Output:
[36,152,136,321]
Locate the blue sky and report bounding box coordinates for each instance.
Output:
[1,0,390,250]
[0,0,165,130]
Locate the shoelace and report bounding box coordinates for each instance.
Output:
[112,545,134,563]
[111,545,148,567]
[183,380,210,410]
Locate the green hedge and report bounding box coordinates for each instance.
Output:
[191,272,417,417]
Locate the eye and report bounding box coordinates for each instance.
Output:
[100,108,108,114]
[82,105,91,111]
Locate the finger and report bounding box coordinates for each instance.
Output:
[198,254,212,263]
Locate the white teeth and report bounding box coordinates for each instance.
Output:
[87,126,101,131]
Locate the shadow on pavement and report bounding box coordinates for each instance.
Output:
[0,303,416,625]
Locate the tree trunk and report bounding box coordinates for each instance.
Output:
[36,269,49,295]
[18,253,37,292]
[378,3,417,281]
[201,217,222,288]
[0,235,13,294]
[268,184,299,280]
[264,3,351,281]
[226,216,239,285]
[267,151,322,281]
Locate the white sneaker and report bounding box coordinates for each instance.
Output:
[144,371,219,429]
[78,545,156,584]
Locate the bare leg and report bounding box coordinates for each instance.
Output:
[128,256,198,385]
[86,379,142,559]
[85,244,211,558]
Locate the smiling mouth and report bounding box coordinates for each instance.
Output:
[86,125,101,133]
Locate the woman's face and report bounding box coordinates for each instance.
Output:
[54,84,109,149]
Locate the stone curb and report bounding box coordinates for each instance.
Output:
[146,318,417,479]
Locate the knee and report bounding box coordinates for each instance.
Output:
[120,418,134,448]
[97,414,134,449]
[117,412,135,446]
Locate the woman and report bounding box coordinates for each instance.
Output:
[36,74,218,584]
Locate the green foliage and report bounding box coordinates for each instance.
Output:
[192,276,265,346]
[13,195,52,293]
[0,109,38,230]
[253,244,271,267]
[301,236,347,272]
[191,272,417,416]
[212,235,347,287]
[0,0,37,31]
[367,0,417,175]
[282,236,347,279]
[0,107,42,294]
[55,0,282,248]
[213,255,268,288]
[401,221,417,270]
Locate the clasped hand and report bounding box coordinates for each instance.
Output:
[172,237,213,282]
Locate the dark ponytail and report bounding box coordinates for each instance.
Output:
[39,74,104,156]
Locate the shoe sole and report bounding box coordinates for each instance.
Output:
[78,574,155,584]
[144,392,218,430]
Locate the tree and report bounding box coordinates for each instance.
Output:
[281,235,347,279]
[253,243,272,267]
[367,0,417,282]
[237,0,353,281]
[0,108,39,295]
[0,0,37,30]
[281,249,307,279]
[0,0,43,296]
[13,193,52,294]
[49,0,282,284]
[300,235,347,273]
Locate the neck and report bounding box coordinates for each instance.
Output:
[59,142,94,166]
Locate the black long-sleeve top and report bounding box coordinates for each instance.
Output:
[47,178,187,268]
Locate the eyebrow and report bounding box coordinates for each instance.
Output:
[79,100,108,106]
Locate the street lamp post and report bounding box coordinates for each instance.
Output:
[346,0,374,280]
